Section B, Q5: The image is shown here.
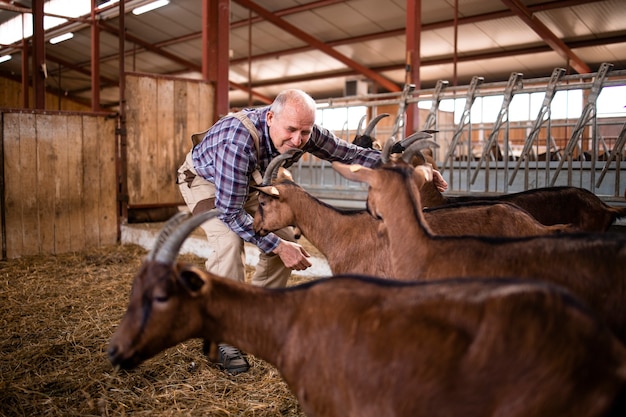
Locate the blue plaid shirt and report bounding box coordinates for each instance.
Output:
[191,106,381,253]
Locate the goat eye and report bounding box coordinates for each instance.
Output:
[153,293,169,303]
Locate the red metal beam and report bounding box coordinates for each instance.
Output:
[500,0,591,74]
[230,0,346,30]
[405,0,422,133]
[32,0,45,109]
[90,0,100,112]
[243,34,624,89]
[98,20,267,106]
[203,0,230,120]
[233,0,401,93]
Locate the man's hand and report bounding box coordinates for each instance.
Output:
[273,240,312,271]
[432,168,448,192]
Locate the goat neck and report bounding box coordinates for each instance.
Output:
[254,179,392,277]
[333,162,435,279]
[108,260,297,371]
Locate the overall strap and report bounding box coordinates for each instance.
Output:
[231,111,263,185]
[189,111,264,185]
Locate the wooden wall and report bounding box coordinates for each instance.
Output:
[0,77,92,112]
[1,111,117,258]
[0,73,216,258]
[125,73,215,208]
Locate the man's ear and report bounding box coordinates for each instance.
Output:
[178,266,209,295]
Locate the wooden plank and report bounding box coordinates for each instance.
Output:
[36,114,56,254]
[174,78,189,161]
[156,78,176,204]
[137,76,158,205]
[3,113,23,258]
[19,113,40,256]
[125,75,141,205]
[67,114,85,251]
[98,116,117,245]
[52,115,71,254]
[81,115,101,248]
[199,81,215,127]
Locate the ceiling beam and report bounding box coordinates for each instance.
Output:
[233,0,401,93]
[246,34,624,89]
[97,20,268,102]
[153,0,601,57]
[500,0,591,74]
[230,0,346,30]
[228,0,604,68]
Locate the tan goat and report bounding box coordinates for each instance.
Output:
[332,160,626,344]
[254,179,572,277]
[108,210,626,417]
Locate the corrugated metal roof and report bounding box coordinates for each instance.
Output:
[0,0,624,109]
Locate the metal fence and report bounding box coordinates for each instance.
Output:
[293,63,626,207]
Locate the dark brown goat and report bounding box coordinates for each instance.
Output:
[254,179,573,277]
[109,210,626,417]
[420,181,626,232]
[418,165,626,232]
[391,136,626,232]
[333,161,626,344]
[351,113,389,150]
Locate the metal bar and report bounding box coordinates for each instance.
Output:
[390,83,416,138]
[422,80,449,131]
[233,0,401,93]
[596,121,626,187]
[440,75,484,172]
[501,0,590,74]
[471,72,523,184]
[509,67,565,185]
[550,62,614,186]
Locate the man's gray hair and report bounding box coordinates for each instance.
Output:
[270,89,316,118]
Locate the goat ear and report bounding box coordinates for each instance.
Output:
[331,162,372,183]
[178,267,209,295]
[253,185,280,197]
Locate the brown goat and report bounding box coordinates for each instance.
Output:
[391,136,626,232]
[254,179,573,277]
[109,210,626,417]
[333,161,626,344]
[418,167,626,232]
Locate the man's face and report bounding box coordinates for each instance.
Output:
[267,104,315,154]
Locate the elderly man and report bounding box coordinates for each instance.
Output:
[177,89,381,374]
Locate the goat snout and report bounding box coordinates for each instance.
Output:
[107,341,142,370]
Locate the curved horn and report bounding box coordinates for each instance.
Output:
[398,130,437,150]
[147,211,192,261]
[402,140,440,164]
[390,130,438,155]
[362,113,390,138]
[354,115,367,138]
[153,210,220,265]
[261,149,303,186]
[380,135,398,164]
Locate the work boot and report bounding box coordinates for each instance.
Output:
[217,344,250,375]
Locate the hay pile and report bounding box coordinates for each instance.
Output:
[0,244,310,416]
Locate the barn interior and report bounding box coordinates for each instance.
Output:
[1,2,626,416]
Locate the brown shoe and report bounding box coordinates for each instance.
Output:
[217,344,250,375]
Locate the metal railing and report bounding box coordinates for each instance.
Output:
[293,63,626,206]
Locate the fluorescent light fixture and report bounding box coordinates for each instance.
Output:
[0,55,12,64]
[97,0,120,9]
[50,32,73,44]
[132,0,169,15]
